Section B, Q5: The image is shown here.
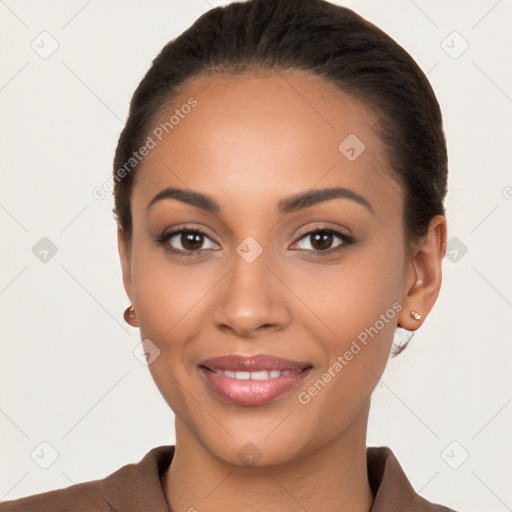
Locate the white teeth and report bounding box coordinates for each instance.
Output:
[212,369,298,380]
[251,371,270,380]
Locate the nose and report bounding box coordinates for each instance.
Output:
[212,247,290,338]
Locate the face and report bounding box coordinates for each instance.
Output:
[118,69,426,467]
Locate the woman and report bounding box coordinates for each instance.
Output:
[0,0,456,510]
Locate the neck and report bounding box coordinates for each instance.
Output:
[162,402,374,512]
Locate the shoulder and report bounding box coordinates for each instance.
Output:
[0,445,174,512]
[367,446,458,512]
[0,480,110,512]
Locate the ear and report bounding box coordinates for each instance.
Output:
[398,214,447,331]
[117,223,135,306]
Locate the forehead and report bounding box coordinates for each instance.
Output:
[132,69,402,219]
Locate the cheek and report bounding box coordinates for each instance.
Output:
[281,238,405,342]
[130,244,218,341]
[289,260,401,444]
[283,236,404,400]
[129,247,225,414]
[129,246,207,414]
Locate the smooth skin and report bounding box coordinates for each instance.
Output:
[118,69,447,512]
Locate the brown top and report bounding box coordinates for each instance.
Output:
[0,445,457,511]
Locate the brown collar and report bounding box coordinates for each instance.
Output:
[0,445,456,511]
[102,445,456,512]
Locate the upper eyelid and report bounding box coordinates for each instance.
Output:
[294,225,350,239]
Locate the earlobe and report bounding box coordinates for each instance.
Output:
[123,305,139,327]
[398,215,447,331]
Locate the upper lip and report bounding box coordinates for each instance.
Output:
[198,354,312,372]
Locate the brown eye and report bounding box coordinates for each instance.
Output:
[180,232,204,251]
[158,229,219,256]
[310,231,334,251]
[293,228,353,255]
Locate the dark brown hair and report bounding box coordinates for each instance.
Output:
[113,0,447,246]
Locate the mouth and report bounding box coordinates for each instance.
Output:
[198,354,313,406]
[204,368,303,379]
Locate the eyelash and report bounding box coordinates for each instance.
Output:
[155,226,354,258]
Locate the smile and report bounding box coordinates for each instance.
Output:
[208,369,302,380]
[198,354,312,406]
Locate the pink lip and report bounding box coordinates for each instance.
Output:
[198,354,312,406]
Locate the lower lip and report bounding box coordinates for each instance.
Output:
[199,367,310,406]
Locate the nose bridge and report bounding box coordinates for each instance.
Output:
[212,237,287,335]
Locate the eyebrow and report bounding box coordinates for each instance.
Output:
[146,186,374,215]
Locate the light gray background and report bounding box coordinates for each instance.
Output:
[1,1,511,510]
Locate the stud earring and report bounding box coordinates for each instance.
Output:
[410,310,422,321]
[124,305,135,324]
